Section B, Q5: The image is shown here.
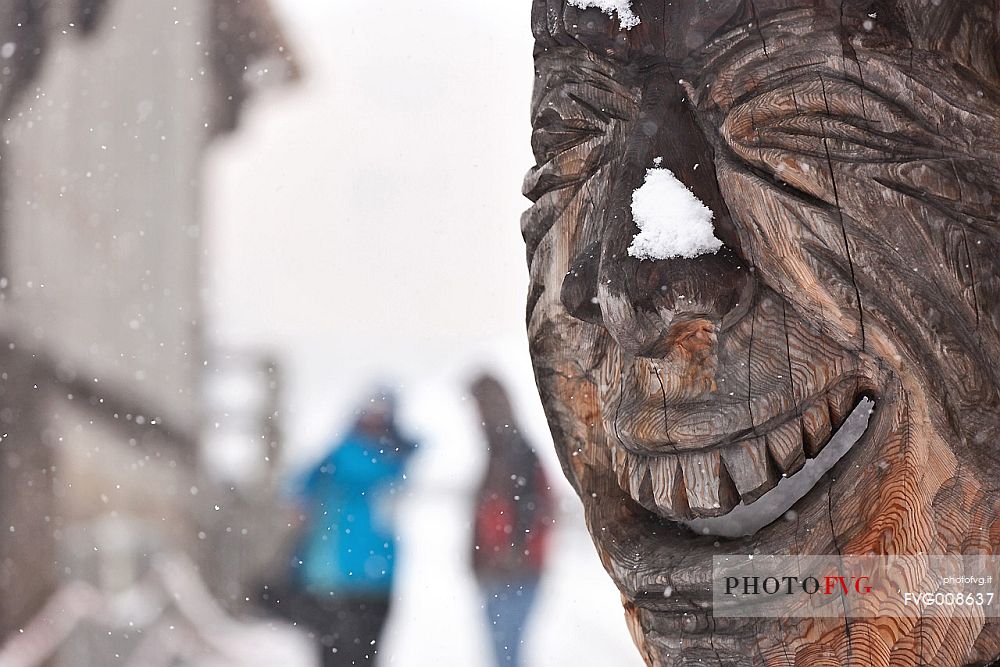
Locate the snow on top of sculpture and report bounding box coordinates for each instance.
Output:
[627,160,722,260]
[566,0,640,29]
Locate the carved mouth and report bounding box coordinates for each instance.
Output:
[610,381,876,524]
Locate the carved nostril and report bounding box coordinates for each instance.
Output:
[635,246,752,325]
[559,193,753,355]
[597,247,753,358]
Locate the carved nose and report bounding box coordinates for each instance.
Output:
[560,68,753,358]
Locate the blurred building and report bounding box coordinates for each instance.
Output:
[0,1,297,664]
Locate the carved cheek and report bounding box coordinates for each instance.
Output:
[709,58,997,357]
[714,161,865,346]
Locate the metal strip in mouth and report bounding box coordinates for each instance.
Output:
[684,397,875,538]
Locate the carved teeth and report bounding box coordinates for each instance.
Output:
[800,401,833,457]
[648,455,690,519]
[614,445,640,497]
[611,389,863,521]
[719,436,779,503]
[629,464,654,508]
[826,381,858,427]
[613,445,655,510]
[613,444,629,488]
[765,418,806,475]
[679,450,739,518]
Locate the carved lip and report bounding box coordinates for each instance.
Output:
[610,372,874,455]
[610,375,877,521]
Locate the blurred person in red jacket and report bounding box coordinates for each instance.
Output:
[469,373,554,667]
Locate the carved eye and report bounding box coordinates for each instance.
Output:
[531,108,603,165]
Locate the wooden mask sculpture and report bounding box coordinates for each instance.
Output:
[522,1,1000,665]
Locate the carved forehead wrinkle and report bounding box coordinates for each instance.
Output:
[535,0,1000,78]
[531,0,753,63]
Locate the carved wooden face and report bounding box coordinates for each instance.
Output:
[523,1,1000,664]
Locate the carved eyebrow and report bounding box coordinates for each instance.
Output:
[536,76,636,117]
[566,91,632,123]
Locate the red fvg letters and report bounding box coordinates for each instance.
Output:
[823,576,872,594]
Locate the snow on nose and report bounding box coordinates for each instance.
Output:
[627,159,722,261]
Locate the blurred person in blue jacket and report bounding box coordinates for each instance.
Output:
[292,390,416,667]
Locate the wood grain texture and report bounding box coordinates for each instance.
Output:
[522,2,1000,665]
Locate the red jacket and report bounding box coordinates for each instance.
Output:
[471,432,553,580]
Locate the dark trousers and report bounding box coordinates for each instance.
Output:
[293,592,392,667]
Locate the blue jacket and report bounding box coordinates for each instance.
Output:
[293,428,415,595]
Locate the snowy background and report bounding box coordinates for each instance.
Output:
[203,1,643,665]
